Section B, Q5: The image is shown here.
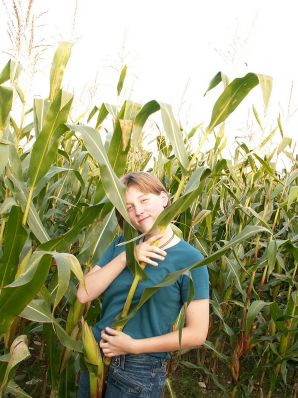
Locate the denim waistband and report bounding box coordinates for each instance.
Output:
[111,354,168,370]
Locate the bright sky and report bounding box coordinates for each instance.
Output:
[1,0,297,165]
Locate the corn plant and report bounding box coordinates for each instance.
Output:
[0,40,296,398]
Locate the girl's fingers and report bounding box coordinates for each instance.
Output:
[100,332,110,341]
[144,251,166,260]
[105,326,117,335]
[143,247,166,256]
[141,247,166,257]
[142,257,158,266]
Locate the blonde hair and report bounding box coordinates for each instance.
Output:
[116,172,170,228]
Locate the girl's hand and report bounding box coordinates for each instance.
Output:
[135,234,167,266]
[99,327,137,357]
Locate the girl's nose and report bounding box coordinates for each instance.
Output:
[134,204,144,216]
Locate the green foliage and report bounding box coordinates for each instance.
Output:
[0,41,297,398]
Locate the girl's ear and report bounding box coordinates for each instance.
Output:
[160,191,169,207]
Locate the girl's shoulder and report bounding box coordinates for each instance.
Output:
[167,239,204,262]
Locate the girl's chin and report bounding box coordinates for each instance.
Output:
[138,225,152,234]
[137,219,155,233]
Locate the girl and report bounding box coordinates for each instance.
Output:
[77,172,209,397]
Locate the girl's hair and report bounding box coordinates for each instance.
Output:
[115,172,170,228]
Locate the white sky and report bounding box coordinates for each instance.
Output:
[1,0,298,165]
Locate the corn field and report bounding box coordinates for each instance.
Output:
[0,43,297,398]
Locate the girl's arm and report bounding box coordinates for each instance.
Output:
[100,299,209,356]
[76,252,126,304]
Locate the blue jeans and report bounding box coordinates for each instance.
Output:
[77,354,167,397]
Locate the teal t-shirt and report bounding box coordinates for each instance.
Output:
[92,236,209,358]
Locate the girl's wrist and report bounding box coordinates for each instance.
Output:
[131,338,142,355]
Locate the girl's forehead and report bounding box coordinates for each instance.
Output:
[125,186,157,201]
[125,186,149,197]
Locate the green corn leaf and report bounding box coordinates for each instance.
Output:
[117,64,127,96]
[165,378,177,398]
[123,221,147,280]
[0,335,30,396]
[28,90,73,188]
[95,104,109,128]
[257,74,272,110]
[4,251,47,288]
[33,166,85,197]
[225,257,245,296]
[131,100,189,170]
[49,42,72,101]
[0,86,13,133]
[107,101,138,176]
[267,240,278,276]
[87,105,99,123]
[33,166,85,198]
[0,60,12,84]
[259,127,277,148]
[7,251,83,299]
[253,153,279,181]
[0,198,17,215]
[286,170,298,187]
[13,82,25,104]
[96,103,117,128]
[252,105,263,131]
[287,186,298,209]
[277,137,292,154]
[6,380,32,398]
[23,91,73,225]
[69,124,130,225]
[33,98,50,138]
[148,173,211,233]
[20,299,83,352]
[159,103,189,170]
[245,300,270,334]
[179,361,227,395]
[131,100,160,145]
[52,253,71,311]
[0,254,51,335]
[0,206,27,288]
[240,205,271,230]
[184,167,211,194]
[0,142,9,177]
[204,71,222,96]
[89,209,118,264]
[204,340,229,361]
[20,298,53,323]
[52,252,84,310]
[207,73,259,132]
[270,302,287,333]
[209,298,234,336]
[0,60,21,84]
[43,324,60,395]
[39,202,111,252]
[5,167,50,243]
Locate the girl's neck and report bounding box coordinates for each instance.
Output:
[146,227,178,248]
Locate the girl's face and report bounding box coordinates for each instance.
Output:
[125,185,168,233]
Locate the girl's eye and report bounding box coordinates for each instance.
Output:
[141,198,148,203]
[126,206,132,211]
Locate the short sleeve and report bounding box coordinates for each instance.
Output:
[95,237,120,267]
[181,265,209,303]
